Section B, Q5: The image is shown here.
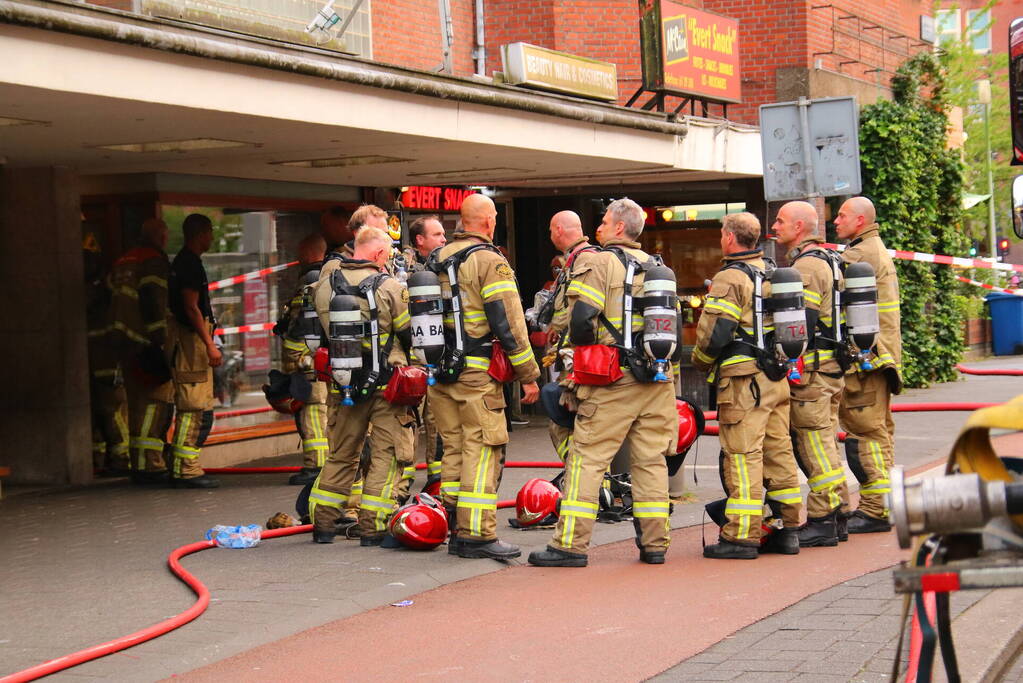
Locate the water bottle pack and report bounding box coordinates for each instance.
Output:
[205,524,263,548]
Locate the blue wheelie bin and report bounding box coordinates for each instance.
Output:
[986,292,1023,355]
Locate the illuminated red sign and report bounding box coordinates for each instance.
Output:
[401,186,477,212]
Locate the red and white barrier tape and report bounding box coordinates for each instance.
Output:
[214,322,276,336]
[955,275,1023,296]
[208,261,298,291]
[822,243,1023,274]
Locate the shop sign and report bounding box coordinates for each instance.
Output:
[501,43,618,102]
[243,278,270,373]
[639,1,741,103]
[401,186,477,212]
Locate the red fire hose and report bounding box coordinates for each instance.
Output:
[2,400,1000,682]
[956,363,1023,376]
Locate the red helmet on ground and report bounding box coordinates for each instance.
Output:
[263,370,312,415]
[676,399,700,455]
[422,477,441,498]
[388,493,448,550]
[515,478,561,527]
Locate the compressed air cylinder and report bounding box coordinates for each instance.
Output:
[769,267,808,379]
[641,264,678,382]
[843,262,880,370]
[328,293,364,405]
[407,270,446,385]
[301,268,322,352]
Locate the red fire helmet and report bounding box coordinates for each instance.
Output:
[676,399,700,455]
[388,493,448,550]
[515,478,561,527]
[422,478,441,498]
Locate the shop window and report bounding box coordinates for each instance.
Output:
[935,9,960,48]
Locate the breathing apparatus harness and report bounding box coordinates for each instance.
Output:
[588,245,680,384]
[790,246,852,373]
[424,242,504,384]
[325,255,395,404]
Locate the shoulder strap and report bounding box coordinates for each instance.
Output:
[426,242,501,357]
[792,248,843,343]
[721,261,766,351]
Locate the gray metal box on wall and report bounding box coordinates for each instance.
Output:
[759,96,862,202]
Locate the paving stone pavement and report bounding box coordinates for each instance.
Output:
[650,567,989,682]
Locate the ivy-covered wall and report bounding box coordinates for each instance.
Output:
[859,53,967,388]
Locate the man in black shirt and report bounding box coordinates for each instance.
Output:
[167,213,222,488]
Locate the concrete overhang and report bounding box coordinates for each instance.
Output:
[0,0,762,190]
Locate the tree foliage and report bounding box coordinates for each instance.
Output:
[859,51,966,387]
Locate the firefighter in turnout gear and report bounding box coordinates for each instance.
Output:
[84,230,130,477]
[167,214,222,488]
[692,212,803,560]
[109,217,175,485]
[528,198,677,568]
[307,227,417,545]
[835,196,901,533]
[278,233,329,486]
[395,215,448,501]
[428,194,540,561]
[772,201,851,546]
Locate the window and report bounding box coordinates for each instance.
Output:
[935,9,961,47]
[968,9,992,54]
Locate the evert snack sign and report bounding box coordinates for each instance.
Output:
[639,0,741,103]
[501,43,618,102]
[401,186,477,212]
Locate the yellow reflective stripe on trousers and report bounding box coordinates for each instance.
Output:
[807,468,846,492]
[440,481,461,498]
[693,346,715,365]
[136,404,157,469]
[145,319,167,332]
[559,499,597,519]
[481,280,517,299]
[351,480,363,496]
[457,492,498,509]
[427,461,442,476]
[172,412,197,470]
[139,275,167,288]
[401,465,417,481]
[309,484,346,509]
[733,453,752,539]
[559,441,586,547]
[360,493,396,512]
[303,438,328,452]
[467,446,493,536]
[567,280,606,308]
[633,501,670,518]
[555,435,572,461]
[860,479,891,494]
[766,487,802,505]
[725,498,762,514]
[283,337,307,352]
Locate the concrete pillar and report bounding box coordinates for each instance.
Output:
[0,167,91,485]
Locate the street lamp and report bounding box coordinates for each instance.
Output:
[978,79,997,260]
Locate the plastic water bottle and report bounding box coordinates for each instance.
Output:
[205,524,262,548]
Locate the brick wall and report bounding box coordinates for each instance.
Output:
[373,0,477,75]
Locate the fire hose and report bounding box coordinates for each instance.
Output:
[0,401,1005,682]
[956,363,1023,376]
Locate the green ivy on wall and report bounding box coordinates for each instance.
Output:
[859,52,967,388]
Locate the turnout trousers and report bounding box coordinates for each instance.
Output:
[309,393,416,538]
[550,379,674,555]
[717,372,802,545]
[790,370,850,518]
[295,381,329,470]
[122,364,173,474]
[430,376,509,542]
[839,369,894,519]
[167,319,216,479]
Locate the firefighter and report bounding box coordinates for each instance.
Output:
[307,227,417,545]
[772,201,851,546]
[109,217,175,485]
[395,215,448,498]
[692,212,803,560]
[166,213,222,488]
[339,204,390,258]
[528,198,676,568]
[835,196,901,533]
[278,233,329,486]
[320,205,353,255]
[429,194,540,560]
[84,231,129,477]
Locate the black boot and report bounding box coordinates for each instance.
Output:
[312,529,335,544]
[132,470,169,486]
[837,512,850,541]
[528,545,588,567]
[847,510,891,534]
[760,527,800,555]
[289,467,320,486]
[444,505,461,555]
[360,534,386,547]
[639,549,666,564]
[457,538,521,560]
[171,474,220,489]
[798,511,839,548]
[703,538,758,560]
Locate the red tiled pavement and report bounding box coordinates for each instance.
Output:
[175,523,908,682]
